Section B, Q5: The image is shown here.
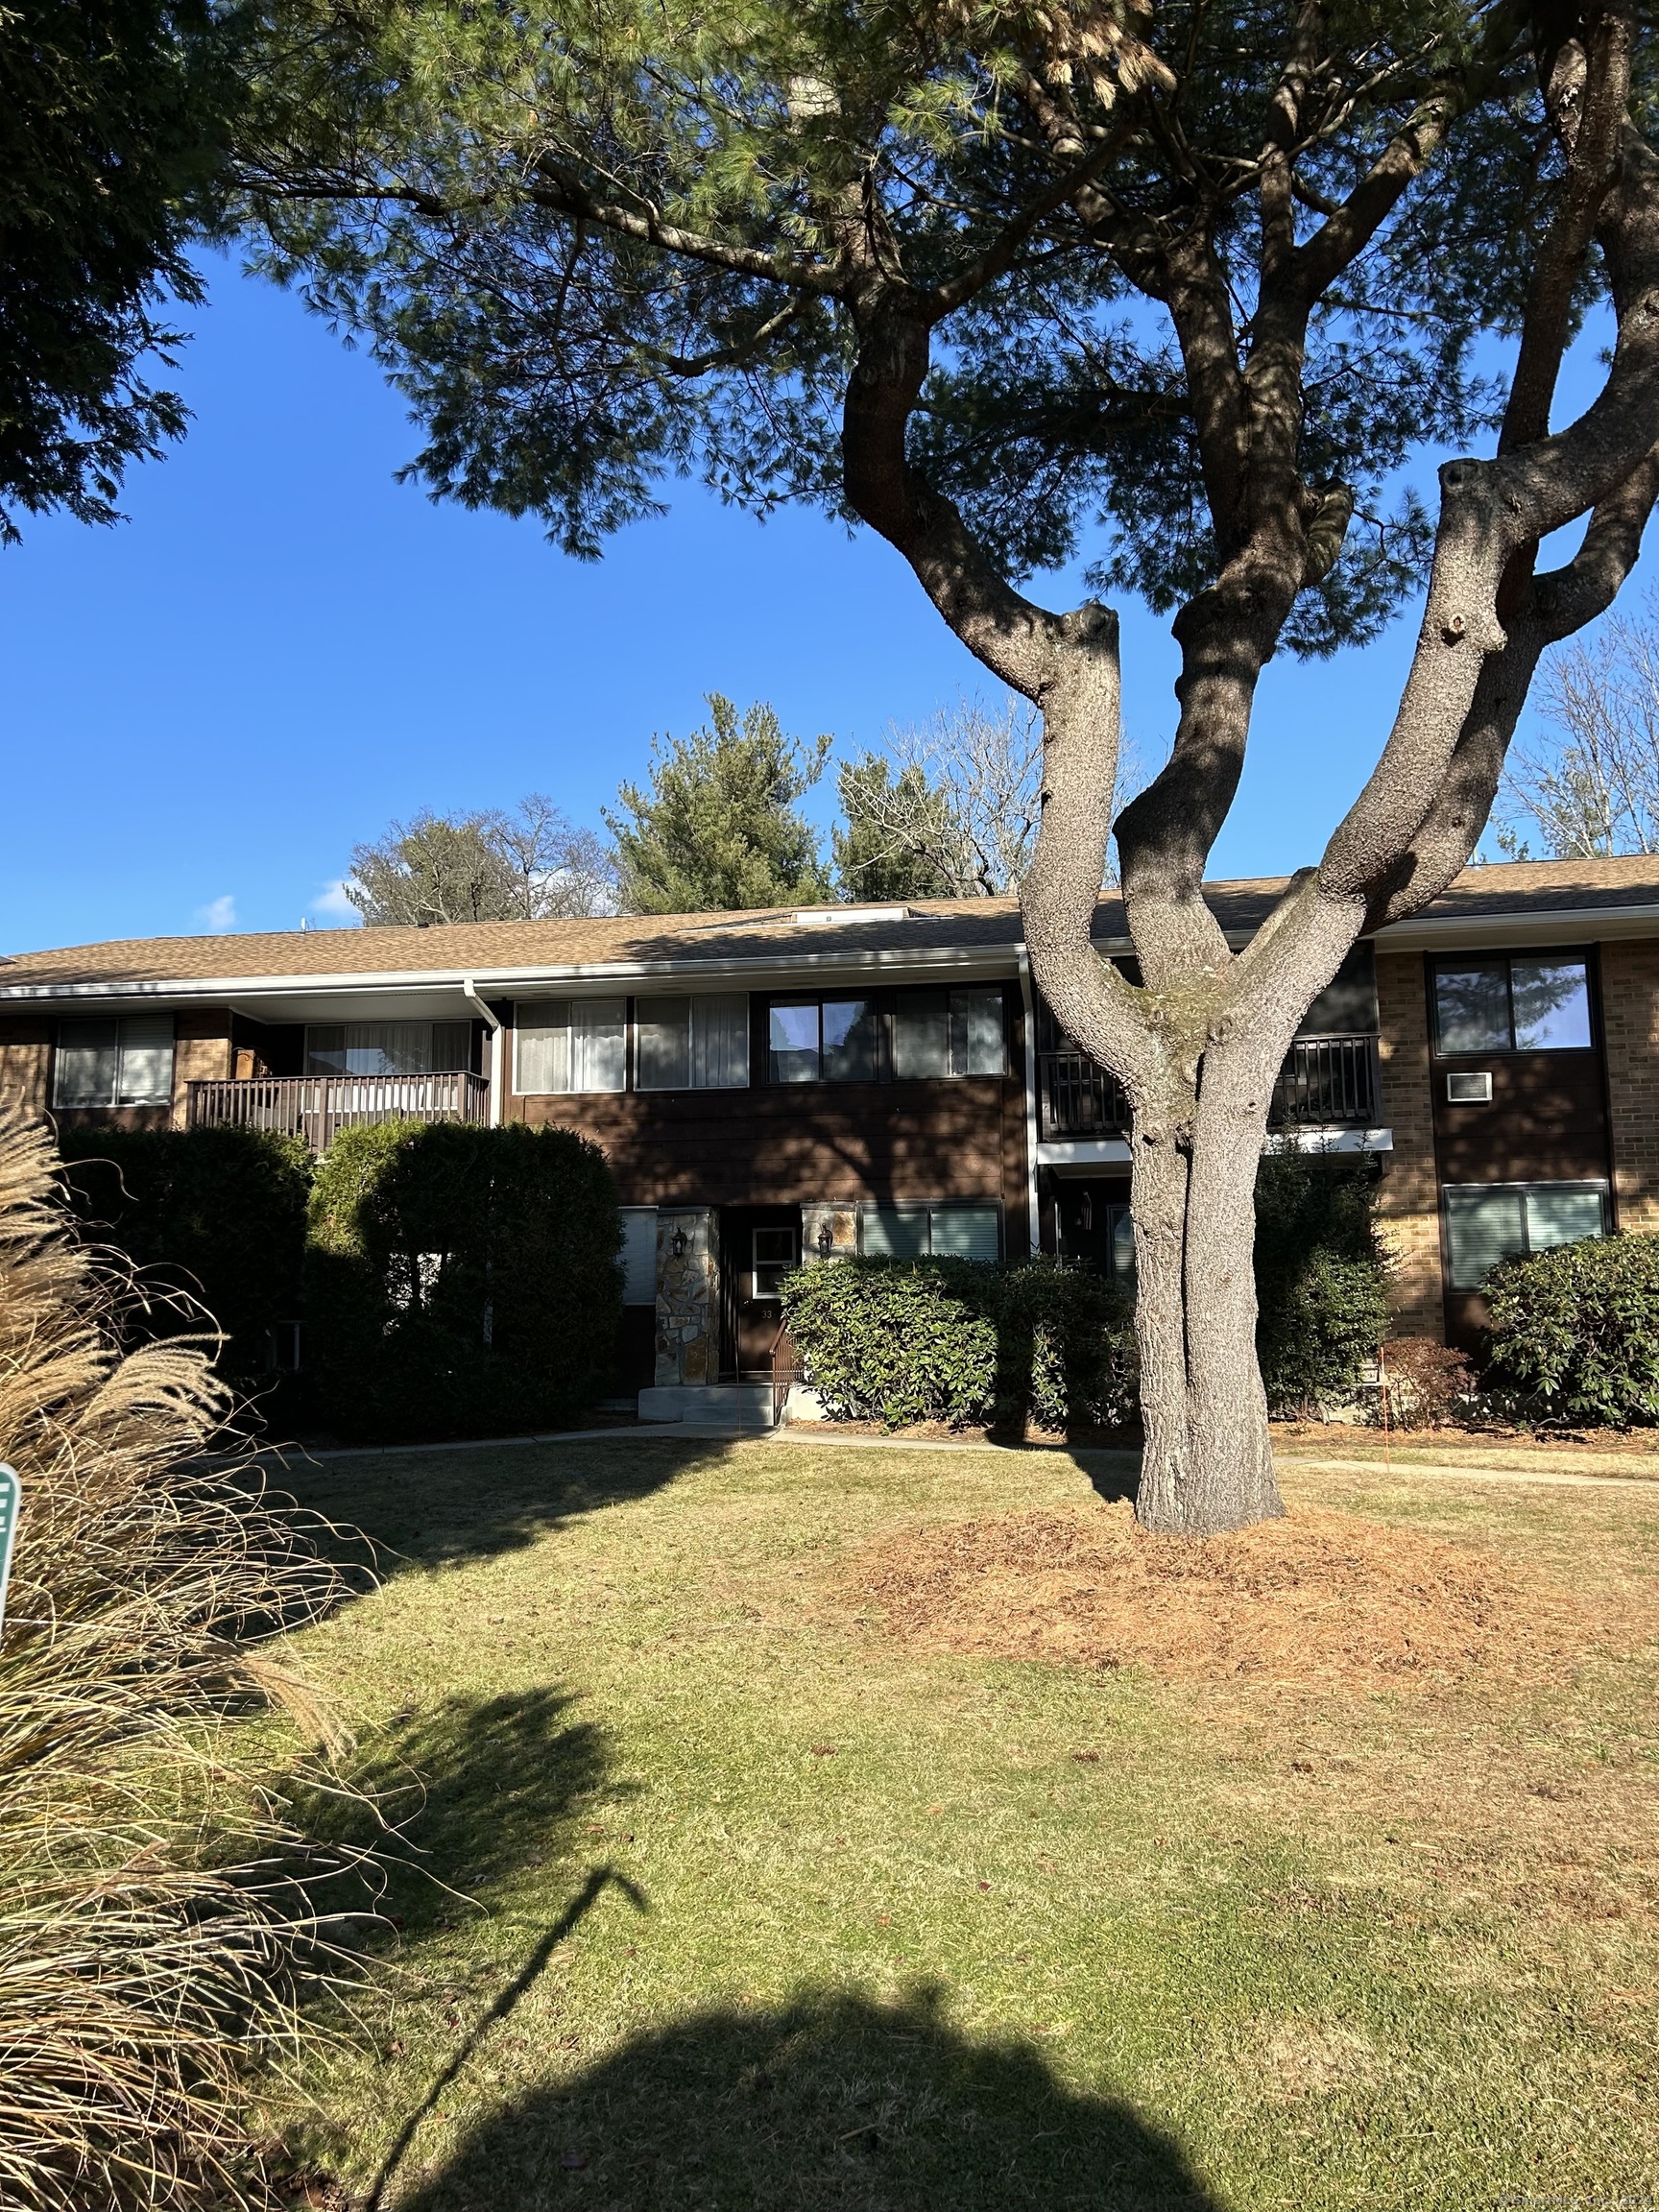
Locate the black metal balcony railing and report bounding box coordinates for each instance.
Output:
[1269,1033,1380,1129]
[188,1070,491,1151]
[1038,1033,1379,1141]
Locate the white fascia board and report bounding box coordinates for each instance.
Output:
[0,941,1021,1008]
[1369,902,1659,949]
[1038,1139,1134,1170]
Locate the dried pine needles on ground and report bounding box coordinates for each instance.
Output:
[0,1110,373,2210]
[845,1502,1638,1695]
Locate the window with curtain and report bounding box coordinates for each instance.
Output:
[859,1202,1001,1261]
[636,995,749,1090]
[893,987,1006,1078]
[304,1022,471,1077]
[1443,1182,1607,1290]
[514,999,627,1094]
[55,1016,175,1107]
[767,998,882,1083]
[1432,955,1592,1054]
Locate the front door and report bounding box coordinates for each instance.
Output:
[719,1206,802,1379]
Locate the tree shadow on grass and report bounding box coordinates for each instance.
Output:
[300,1685,624,1946]
[390,1984,1219,2212]
[268,1435,728,1582]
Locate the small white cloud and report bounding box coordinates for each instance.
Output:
[309,878,360,925]
[196,894,237,933]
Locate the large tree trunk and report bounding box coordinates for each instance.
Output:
[1128,1090,1283,1535]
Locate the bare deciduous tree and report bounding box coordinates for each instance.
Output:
[1499,597,1659,854]
[836,696,1150,899]
[349,796,617,926]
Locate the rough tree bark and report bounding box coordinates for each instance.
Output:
[838,5,1659,1533]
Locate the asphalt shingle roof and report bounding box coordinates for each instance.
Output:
[3,856,1657,993]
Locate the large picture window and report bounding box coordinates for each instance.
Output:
[1432,955,1593,1054]
[858,1202,1001,1262]
[54,1016,174,1107]
[768,998,882,1083]
[1443,1181,1608,1290]
[892,987,1006,1078]
[636,995,749,1090]
[304,1022,471,1077]
[515,999,627,1094]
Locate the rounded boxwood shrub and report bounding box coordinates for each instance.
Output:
[1483,1232,1659,1427]
[781,1256,1135,1431]
[305,1118,623,1441]
[56,1123,313,1381]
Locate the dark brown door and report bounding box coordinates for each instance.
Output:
[720,1206,802,1377]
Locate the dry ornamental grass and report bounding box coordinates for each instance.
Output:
[846,1500,1626,1695]
[0,1110,372,2210]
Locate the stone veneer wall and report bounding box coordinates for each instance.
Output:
[1373,950,1444,1336]
[1600,938,1659,1232]
[654,1207,720,1386]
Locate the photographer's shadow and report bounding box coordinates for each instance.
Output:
[397,1980,1219,2209]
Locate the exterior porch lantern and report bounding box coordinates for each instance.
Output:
[669,1225,688,1260]
[816,1219,834,1260]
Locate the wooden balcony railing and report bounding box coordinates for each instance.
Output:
[1038,1033,1380,1141]
[187,1070,491,1150]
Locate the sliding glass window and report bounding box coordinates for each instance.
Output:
[892,987,1006,1078]
[1432,955,1593,1054]
[515,999,627,1094]
[55,1016,175,1107]
[636,995,749,1090]
[1443,1181,1607,1290]
[768,998,881,1083]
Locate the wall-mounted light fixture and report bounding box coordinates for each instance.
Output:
[816,1219,835,1260]
[669,1225,688,1260]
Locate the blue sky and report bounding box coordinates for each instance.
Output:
[0,258,1621,954]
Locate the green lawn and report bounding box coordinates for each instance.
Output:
[264,1435,1659,2211]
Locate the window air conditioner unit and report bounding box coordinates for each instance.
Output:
[1446,1070,1494,1104]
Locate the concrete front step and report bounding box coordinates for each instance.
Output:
[637,1383,778,1428]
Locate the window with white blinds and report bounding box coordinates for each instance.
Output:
[54,1017,175,1107]
[636,995,749,1090]
[515,999,628,1094]
[858,1202,1001,1262]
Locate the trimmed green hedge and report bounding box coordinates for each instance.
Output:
[1483,1232,1659,1426]
[305,1119,623,1441]
[781,1257,1136,1431]
[56,1125,312,1378]
[1254,1155,1389,1414]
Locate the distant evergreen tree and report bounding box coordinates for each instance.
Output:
[605,695,832,914]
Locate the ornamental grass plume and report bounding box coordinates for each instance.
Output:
[0,1108,370,2209]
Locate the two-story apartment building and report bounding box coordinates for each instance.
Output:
[3,856,1656,1404]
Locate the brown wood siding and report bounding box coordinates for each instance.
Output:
[1428,952,1611,1347]
[513,1077,1028,1227]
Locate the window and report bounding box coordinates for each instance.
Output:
[893,987,1006,1078]
[618,1209,658,1306]
[767,998,881,1083]
[515,999,627,1094]
[304,1022,471,1077]
[55,1016,174,1107]
[752,1226,799,1299]
[1432,955,1592,1054]
[636,995,749,1090]
[1443,1181,1608,1290]
[859,1202,1001,1262]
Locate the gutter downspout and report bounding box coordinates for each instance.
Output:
[1016,947,1042,1258]
[462,976,504,1126]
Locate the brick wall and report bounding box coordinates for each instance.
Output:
[1600,938,1659,1231]
[1374,950,1443,1335]
[171,1010,232,1123]
[0,1020,51,1118]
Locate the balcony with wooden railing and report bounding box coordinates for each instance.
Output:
[187,1070,491,1150]
[1038,1033,1380,1142]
